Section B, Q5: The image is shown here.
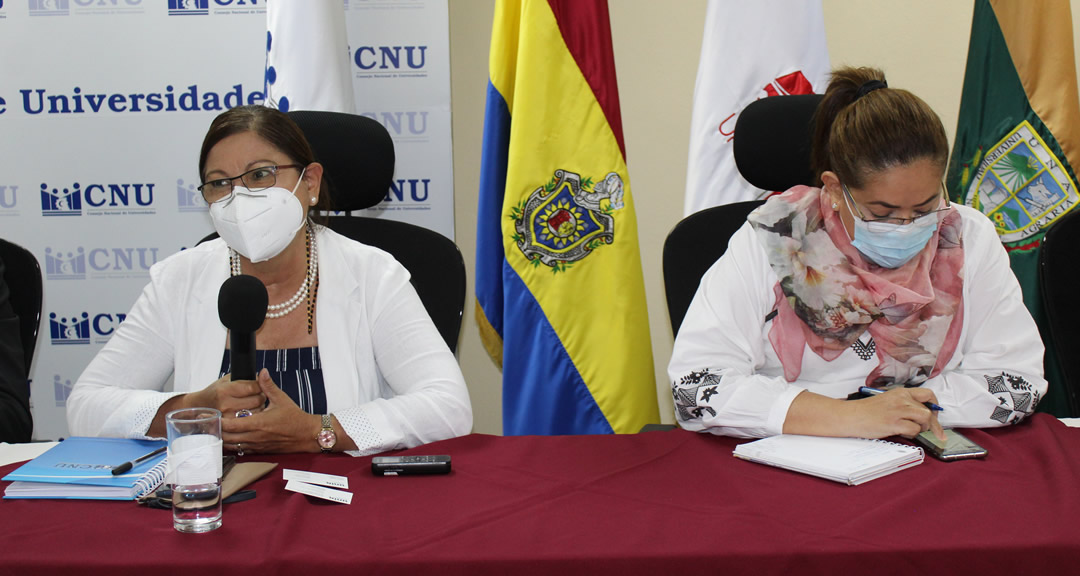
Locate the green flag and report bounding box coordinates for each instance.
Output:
[947,0,1080,417]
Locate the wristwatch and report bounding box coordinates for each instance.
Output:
[317,414,337,452]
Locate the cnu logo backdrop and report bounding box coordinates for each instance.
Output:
[363,110,429,139]
[0,185,15,209]
[4,0,453,442]
[177,178,208,212]
[168,0,261,17]
[354,46,428,71]
[30,0,144,16]
[49,311,127,345]
[54,374,74,407]
[44,245,159,280]
[39,181,156,216]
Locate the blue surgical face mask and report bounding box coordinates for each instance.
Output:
[842,191,939,268]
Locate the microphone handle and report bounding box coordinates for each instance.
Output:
[230,330,257,381]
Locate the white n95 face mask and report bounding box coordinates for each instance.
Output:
[209,172,306,263]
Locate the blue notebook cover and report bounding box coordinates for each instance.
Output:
[2,437,168,500]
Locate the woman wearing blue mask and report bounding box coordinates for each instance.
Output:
[669,67,1045,440]
[67,106,472,454]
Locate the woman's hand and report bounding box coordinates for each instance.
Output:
[784,388,946,441]
[221,369,322,454]
[146,373,266,437]
[846,387,946,441]
[182,373,266,417]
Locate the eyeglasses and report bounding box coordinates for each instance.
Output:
[841,181,951,225]
[198,164,303,204]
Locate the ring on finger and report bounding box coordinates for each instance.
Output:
[236,443,244,457]
[235,409,252,418]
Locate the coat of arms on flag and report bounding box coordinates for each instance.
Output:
[961,121,1079,245]
[510,169,623,273]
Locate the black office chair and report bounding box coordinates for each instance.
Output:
[662,94,822,337]
[663,200,763,337]
[1038,207,1080,417]
[0,238,43,373]
[200,112,466,352]
[290,111,466,353]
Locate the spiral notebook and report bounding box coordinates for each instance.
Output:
[2,437,168,500]
[733,434,924,485]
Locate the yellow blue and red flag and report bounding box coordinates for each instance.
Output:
[475,0,658,435]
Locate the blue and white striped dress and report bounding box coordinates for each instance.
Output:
[219,347,326,414]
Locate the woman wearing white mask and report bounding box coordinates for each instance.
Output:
[669,67,1045,440]
[67,106,472,454]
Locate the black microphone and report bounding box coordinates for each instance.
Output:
[217,275,268,381]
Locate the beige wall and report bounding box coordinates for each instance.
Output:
[449,0,1080,435]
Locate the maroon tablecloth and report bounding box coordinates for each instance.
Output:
[1,413,1078,576]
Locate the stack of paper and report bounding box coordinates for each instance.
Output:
[733,434,924,485]
[3,437,168,500]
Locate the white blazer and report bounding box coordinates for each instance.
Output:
[67,226,472,454]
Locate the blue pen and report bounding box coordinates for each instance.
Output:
[859,386,943,412]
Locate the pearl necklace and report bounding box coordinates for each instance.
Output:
[230,225,319,320]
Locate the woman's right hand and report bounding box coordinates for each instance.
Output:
[784,388,945,441]
[181,374,267,417]
[844,387,946,441]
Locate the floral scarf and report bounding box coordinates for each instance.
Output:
[747,186,964,387]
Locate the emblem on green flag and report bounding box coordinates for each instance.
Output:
[961,121,1079,245]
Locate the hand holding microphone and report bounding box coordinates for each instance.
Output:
[183,275,268,416]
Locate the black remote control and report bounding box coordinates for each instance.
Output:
[371,455,451,476]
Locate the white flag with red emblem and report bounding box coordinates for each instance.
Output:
[265,0,355,114]
[683,0,830,215]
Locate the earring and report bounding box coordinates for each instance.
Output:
[310,197,317,205]
[831,202,839,210]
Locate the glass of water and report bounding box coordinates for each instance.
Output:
[166,408,223,533]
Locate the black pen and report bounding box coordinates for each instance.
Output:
[111,446,167,475]
[859,386,943,412]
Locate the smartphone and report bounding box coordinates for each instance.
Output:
[915,429,988,461]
